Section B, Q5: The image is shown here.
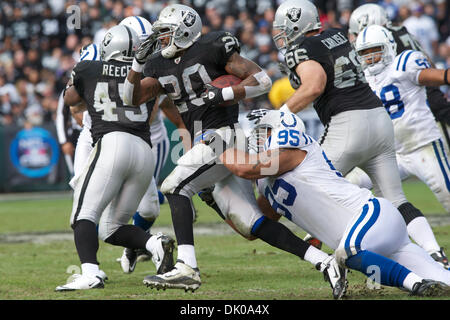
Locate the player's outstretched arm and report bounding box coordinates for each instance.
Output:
[219,148,306,180]
[281,60,327,113]
[418,68,450,87]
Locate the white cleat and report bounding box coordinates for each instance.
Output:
[55,274,104,292]
[119,248,138,274]
[98,269,108,282]
[316,255,348,299]
[148,232,175,274]
[143,260,201,292]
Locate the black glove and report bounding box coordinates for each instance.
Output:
[247,109,269,124]
[134,33,159,65]
[201,84,225,107]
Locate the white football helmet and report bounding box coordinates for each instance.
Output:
[272,0,322,51]
[100,25,141,62]
[248,109,306,153]
[348,4,391,39]
[152,4,202,59]
[355,25,397,76]
[120,16,153,41]
[79,43,100,62]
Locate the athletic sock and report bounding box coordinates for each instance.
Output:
[81,263,100,277]
[165,194,195,245]
[304,245,329,266]
[73,219,99,265]
[251,217,310,260]
[177,244,198,269]
[345,250,411,288]
[132,211,155,232]
[104,224,151,249]
[402,272,424,291]
[406,216,440,253]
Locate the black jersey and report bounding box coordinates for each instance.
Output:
[144,31,240,138]
[285,28,382,126]
[388,25,424,55]
[71,60,152,146]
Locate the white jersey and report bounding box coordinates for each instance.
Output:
[82,111,92,130]
[365,50,441,155]
[150,108,167,143]
[257,126,373,250]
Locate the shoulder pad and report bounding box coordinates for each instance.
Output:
[394,50,429,72]
[200,31,241,54]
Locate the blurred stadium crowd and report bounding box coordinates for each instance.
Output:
[0,0,448,128]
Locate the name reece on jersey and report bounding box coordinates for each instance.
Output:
[321,32,348,50]
[102,64,131,78]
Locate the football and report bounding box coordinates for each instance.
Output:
[210,74,242,88]
[209,75,242,106]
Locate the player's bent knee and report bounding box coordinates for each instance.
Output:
[226,211,260,240]
[97,222,120,242]
[137,200,160,220]
[225,218,257,240]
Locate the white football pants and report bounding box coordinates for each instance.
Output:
[320,107,407,208]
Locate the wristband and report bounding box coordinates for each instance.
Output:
[132,59,144,73]
[445,69,449,85]
[222,87,234,101]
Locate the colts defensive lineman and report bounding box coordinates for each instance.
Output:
[55,25,173,291]
[123,4,348,294]
[220,109,450,297]
[353,26,450,221]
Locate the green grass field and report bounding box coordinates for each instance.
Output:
[0,179,449,301]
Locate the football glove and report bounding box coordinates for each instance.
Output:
[201,84,225,107]
[246,108,269,124]
[278,62,301,89]
[134,33,159,65]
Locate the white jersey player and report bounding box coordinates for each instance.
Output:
[220,109,450,296]
[350,25,450,215]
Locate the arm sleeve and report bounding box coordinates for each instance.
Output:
[55,91,69,144]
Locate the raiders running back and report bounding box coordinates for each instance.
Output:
[72,59,152,146]
[144,31,240,138]
[284,28,381,126]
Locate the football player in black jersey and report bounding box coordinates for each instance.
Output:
[55,25,175,291]
[348,3,450,150]
[272,0,447,270]
[123,4,348,296]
